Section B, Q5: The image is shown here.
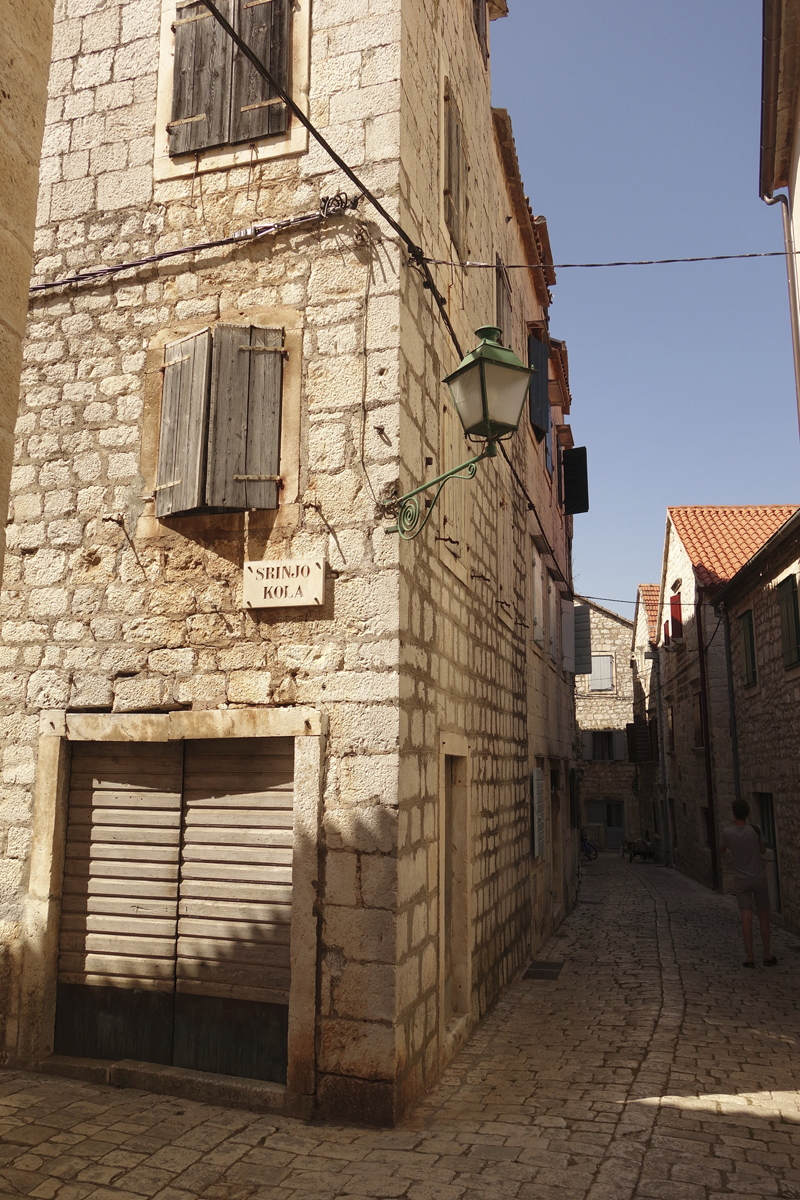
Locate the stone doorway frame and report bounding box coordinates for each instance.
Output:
[437,731,473,1071]
[18,706,325,1110]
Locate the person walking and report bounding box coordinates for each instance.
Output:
[719,799,777,968]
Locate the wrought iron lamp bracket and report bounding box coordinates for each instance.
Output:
[385,442,496,540]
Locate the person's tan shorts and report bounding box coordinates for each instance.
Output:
[735,877,771,912]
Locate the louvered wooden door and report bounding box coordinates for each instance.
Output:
[54,742,184,1063]
[174,738,293,1081]
[54,738,294,1083]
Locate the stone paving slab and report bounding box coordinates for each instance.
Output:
[3,858,800,1199]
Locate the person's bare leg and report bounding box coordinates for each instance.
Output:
[741,909,754,962]
[757,908,771,961]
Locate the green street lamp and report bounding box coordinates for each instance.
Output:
[386,326,535,540]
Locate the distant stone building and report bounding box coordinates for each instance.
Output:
[631,583,663,852]
[575,598,638,851]
[716,508,800,929]
[650,506,797,891]
[0,0,584,1124]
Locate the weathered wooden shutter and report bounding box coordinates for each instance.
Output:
[55,742,184,1064]
[574,604,592,673]
[612,731,627,761]
[169,0,233,155]
[444,84,463,251]
[527,335,550,441]
[626,720,651,763]
[563,446,589,514]
[156,330,212,517]
[561,599,575,672]
[778,575,800,667]
[174,737,293,1081]
[580,731,593,761]
[670,592,683,639]
[230,0,290,143]
[206,325,283,510]
[532,768,545,857]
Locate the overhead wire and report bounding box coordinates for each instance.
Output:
[424,250,794,271]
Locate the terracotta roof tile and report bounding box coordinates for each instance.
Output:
[668,505,799,591]
[638,584,660,640]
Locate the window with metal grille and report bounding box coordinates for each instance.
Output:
[169,0,291,157]
[155,324,284,517]
[777,574,800,668]
[738,609,757,687]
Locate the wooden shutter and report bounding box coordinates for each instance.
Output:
[574,604,592,673]
[532,768,545,857]
[156,329,212,518]
[206,325,283,510]
[563,446,589,514]
[670,592,683,639]
[612,731,627,761]
[55,743,183,1063]
[169,0,233,155]
[580,731,593,761]
[778,575,800,667]
[177,737,293,1007]
[527,335,550,441]
[230,0,290,143]
[561,599,575,671]
[444,84,463,251]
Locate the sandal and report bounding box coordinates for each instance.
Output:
[743,960,756,968]
[764,957,778,967]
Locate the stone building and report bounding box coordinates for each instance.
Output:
[0,0,582,1124]
[651,506,796,891]
[630,582,664,853]
[715,507,800,929]
[1,0,56,582]
[575,598,638,851]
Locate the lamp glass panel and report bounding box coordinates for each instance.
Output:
[448,362,485,434]
[483,361,531,430]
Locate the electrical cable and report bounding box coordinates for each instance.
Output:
[424,250,794,271]
[197,0,464,360]
[29,199,357,293]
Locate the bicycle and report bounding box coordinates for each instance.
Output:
[580,829,598,861]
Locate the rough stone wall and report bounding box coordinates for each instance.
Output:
[726,532,800,932]
[575,602,638,844]
[0,0,56,584]
[631,591,662,848]
[658,523,733,889]
[393,0,576,1106]
[0,0,578,1122]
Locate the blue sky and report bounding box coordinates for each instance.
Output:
[491,0,798,617]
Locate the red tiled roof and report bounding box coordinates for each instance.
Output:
[638,584,660,640]
[668,505,799,590]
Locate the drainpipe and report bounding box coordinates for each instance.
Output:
[645,648,672,867]
[763,192,800,443]
[720,603,742,802]
[696,595,721,890]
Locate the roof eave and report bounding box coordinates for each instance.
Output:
[492,108,552,310]
[760,0,800,197]
[715,505,800,605]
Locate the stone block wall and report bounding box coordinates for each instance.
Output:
[725,530,800,932]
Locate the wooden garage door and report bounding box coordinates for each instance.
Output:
[54,742,184,1064]
[174,737,294,1081]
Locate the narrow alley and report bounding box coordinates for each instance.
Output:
[3,856,800,1200]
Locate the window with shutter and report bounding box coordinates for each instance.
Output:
[548,576,558,660]
[562,446,589,514]
[155,330,213,518]
[206,325,284,510]
[580,731,593,761]
[738,609,757,686]
[561,600,575,672]
[777,574,800,668]
[495,256,514,350]
[473,0,489,64]
[670,593,683,639]
[444,83,467,253]
[612,731,627,761]
[531,767,545,857]
[169,0,292,158]
[573,604,592,674]
[589,654,614,692]
[230,0,290,143]
[527,334,550,442]
[531,545,545,646]
[592,732,614,760]
[169,0,233,156]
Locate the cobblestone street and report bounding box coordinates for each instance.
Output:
[3,856,800,1200]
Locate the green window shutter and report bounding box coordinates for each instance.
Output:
[778,575,800,667]
[206,325,283,510]
[155,330,212,518]
[230,0,290,144]
[737,609,757,686]
[169,0,233,156]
